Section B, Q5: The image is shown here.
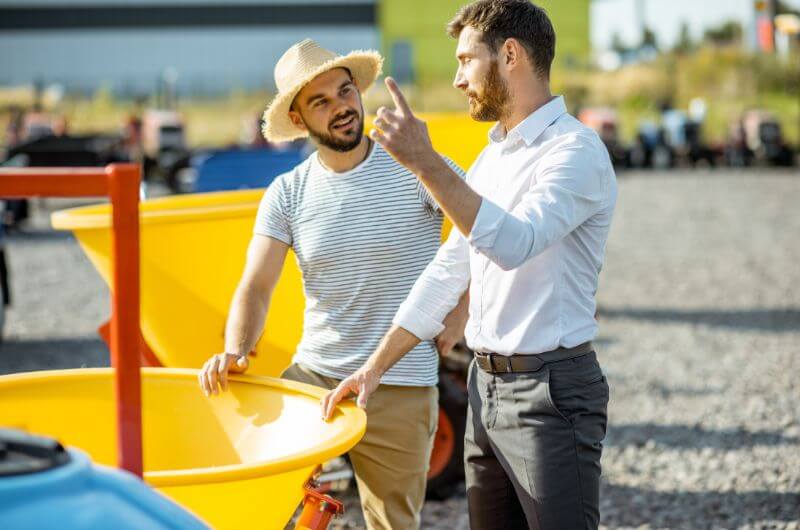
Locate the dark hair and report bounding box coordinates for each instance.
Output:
[447,0,555,79]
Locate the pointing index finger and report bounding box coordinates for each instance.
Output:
[385,77,412,116]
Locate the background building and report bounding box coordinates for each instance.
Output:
[0,0,590,95]
[0,0,379,96]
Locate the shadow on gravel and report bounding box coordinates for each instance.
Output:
[607,423,800,449]
[602,483,800,526]
[6,229,74,242]
[648,381,722,397]
[592,336,617,348]
[597,306,800,333]
[601,372,724,397]
[0,337,109,375]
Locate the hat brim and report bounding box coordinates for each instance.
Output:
[262,50,383,143]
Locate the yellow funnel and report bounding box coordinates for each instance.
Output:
[0,368,365,529]
[51,114,489,375]
[53,189,301,376]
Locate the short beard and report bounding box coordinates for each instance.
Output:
[306,107,365,152]
[468,59,510,122]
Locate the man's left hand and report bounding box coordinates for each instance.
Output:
[321,365,382,421]
[371,77,439,175]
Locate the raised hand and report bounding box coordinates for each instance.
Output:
[370,77,438,174]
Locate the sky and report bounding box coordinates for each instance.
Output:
[590,0,800,50]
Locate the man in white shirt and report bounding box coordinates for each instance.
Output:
[323,1,617,528]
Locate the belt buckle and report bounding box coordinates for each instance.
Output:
[492,354,513,374]
[478,352,515,374]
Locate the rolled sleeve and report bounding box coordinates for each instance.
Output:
[393,300,446,340]
[467,197,508,254]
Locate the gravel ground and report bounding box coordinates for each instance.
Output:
[0,198,109,374]
[1,170,798,529]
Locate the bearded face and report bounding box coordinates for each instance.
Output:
[465,58,510,122]
[305,103,365,152]
[454,26,513,123]
[290,67,366,152]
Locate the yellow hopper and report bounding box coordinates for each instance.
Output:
[0,368,366,529]
[53,189,301,376]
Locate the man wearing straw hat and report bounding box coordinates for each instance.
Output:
[324,1,617,528]
[198,39,466,529]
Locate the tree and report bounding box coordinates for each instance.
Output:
[777,0,800,16]
[703,20,743,46]
[611,32,628,55]
[642,26,658,50]
[674,21,695,54]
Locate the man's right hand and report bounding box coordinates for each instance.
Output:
[199,353,249,396]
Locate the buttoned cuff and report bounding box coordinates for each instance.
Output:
[393,302,445,341]
[467,197,506,250]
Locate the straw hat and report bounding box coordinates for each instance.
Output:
[262,39,383,143]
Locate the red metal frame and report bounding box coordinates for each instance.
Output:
[97,319,162,368]
[295,470,345,530]
[0,164,143,477]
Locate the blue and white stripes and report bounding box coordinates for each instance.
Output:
[255,143,464,386]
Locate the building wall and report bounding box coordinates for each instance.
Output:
[380,0,590,86]
[0,28,378,95]
[0,0,378,95]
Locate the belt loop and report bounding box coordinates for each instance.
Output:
[488,354,495,373]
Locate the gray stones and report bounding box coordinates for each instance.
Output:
[3,171,799,529]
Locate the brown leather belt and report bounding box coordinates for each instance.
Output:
[474,342,594,374]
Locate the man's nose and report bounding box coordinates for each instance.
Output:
[453,69,467,91]
[333,102,354,118]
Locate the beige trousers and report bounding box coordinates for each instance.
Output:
[281,363,438,530]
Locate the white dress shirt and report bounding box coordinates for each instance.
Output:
[393,96,617,355]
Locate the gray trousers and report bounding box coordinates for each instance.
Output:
[465,351,609,530]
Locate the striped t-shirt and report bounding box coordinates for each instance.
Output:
[254,142,464,386]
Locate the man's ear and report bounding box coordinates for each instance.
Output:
[288,110,307,132]
[501,38,522,70]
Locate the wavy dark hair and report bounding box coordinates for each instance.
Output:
[447,0,556,80]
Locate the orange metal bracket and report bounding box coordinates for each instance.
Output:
[97,319,162,367]
[0,164,143,477]
[294,469,345,530]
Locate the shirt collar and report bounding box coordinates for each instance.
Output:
[488,95,567,148]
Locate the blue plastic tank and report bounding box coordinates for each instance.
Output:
[190,147,305,193]
[0,428,208,529]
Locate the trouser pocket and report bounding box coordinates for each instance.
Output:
[546,352,609,425]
